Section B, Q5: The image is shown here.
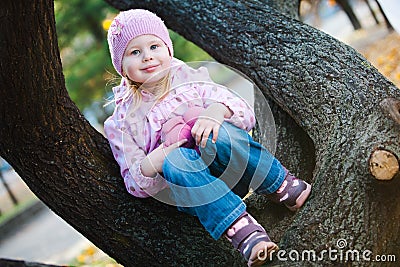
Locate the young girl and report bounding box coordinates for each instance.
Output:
[104,9,311,266]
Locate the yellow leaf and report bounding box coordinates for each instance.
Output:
[102,19,112,31]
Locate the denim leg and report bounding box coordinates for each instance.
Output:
[162,147,246,240]
[200,122,286,197]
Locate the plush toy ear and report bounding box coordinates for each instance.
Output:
[161,116,185,146]
[162,116,184,133]
[164,125,184,146]
[180,124,195,148]
[183,106,205,127]
[163,124,195,148]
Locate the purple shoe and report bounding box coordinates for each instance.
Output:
[267,172,311,211]
[226,212,279,266]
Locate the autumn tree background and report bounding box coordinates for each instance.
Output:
[1,0,400,266]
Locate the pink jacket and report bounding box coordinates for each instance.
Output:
[104,58,256,198]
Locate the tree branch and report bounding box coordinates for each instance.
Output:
[369,148,399,180]
[0,259,61,267]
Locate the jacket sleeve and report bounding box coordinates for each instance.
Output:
[191,66,256,131]
[104,110,168,198]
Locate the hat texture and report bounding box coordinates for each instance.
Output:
[107,9,173,76]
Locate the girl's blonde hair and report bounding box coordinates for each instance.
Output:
[121,70,172,111]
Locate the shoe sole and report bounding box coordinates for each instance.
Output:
[286,182,312,211]
[247,241,279,267]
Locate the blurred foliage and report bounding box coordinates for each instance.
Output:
[170,31,213,62]
[70,245,123,267]
[55,0,116,110]
[55,0,212,123]
[362,32,400,88]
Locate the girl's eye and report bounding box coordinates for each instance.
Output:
[150,44,158,50]
[131,50,140,55]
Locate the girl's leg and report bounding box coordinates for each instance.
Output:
[199,122,285,197]
[162,147,278,266]
[162,146,246,239]
[200,122,311,210]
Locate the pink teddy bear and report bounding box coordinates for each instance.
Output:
[161,106,205,151]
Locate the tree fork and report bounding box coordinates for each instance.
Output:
[1,0,400,266]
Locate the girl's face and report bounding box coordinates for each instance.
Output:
[122,34,172,85]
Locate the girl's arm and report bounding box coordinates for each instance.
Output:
[104,115,168,198]
[141,139,188,177]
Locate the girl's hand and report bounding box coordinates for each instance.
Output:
[191,103,233,148]
[141,139,187,177]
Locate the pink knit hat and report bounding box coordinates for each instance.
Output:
[107,9,173,76]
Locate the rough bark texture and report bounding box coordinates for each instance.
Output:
[0,259,60,267]
[1,0,399,266]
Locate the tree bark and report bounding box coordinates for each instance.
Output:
[1,0,399,266]
[0,258,60,267]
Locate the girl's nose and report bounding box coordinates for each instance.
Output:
[142,50,153,62]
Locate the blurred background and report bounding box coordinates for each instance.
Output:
[0,0,399,266]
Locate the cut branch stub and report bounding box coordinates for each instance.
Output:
[380,97,400,125]
[369,149,399,180]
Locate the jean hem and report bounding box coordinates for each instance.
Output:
[260,165,287,194]
[209,202,247,240]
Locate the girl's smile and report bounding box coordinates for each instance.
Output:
[141,64,161,73]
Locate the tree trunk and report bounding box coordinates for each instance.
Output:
[0,258,60,267]
[1,0,399,266]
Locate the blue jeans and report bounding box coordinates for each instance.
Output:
[162,122,286,239]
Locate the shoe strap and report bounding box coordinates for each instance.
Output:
[231,223,266,250]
